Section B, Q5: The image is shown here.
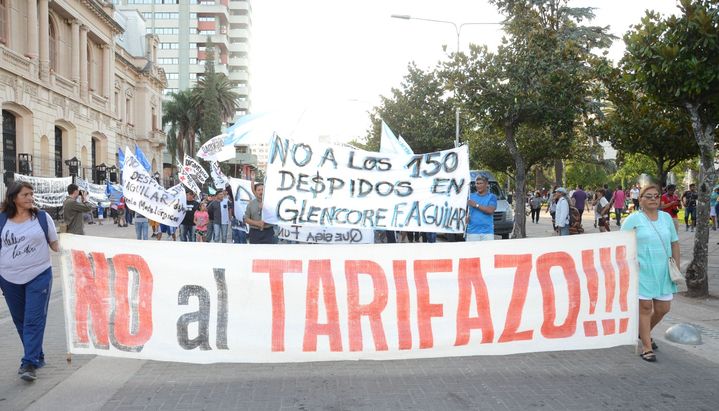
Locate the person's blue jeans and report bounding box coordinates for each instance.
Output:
[232,228,247,244]
[181,225,196,242]
[0,267,52,368]
[558,225,570,236]
[126,210,133,225]
[134,221,149,240]
[213,223,229,243]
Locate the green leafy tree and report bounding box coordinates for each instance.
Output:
[623,0,719,297]
[448,0,611,238]
[162,89,198,164]
[365,63,455,153]
[597,66,699,187]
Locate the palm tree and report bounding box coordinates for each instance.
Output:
[193,73,241,123]
[162,89,198,162]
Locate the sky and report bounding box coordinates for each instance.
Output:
[249,0,682,144]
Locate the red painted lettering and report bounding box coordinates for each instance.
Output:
[253,259,303,352]
[345,260,388,351]
[455,258,494,346]
[536,252,580,339]
[393,260,412,350]
[72,251,110,348]
[303,260,342,352]
[414,259,451,349]
[111,254,153,349]
[495,254,533,343]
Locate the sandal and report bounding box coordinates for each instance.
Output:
[640,351,656,362]
[651,338,658,350]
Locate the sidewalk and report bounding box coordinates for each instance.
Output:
[0,215,717,410]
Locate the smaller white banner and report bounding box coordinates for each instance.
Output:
[228,177,254,232]
[277,224,374,244]
[14,174,72,207]
[178,166,202,198]
[183,155,209,184]
[122,151,187,226]
[197,135,235,162]
[75,177,109,206]
[211,161,229,189]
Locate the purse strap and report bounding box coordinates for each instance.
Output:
[641,212,671,260]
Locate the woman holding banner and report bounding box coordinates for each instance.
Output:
[0,182,60,381]
[621,184,680,362]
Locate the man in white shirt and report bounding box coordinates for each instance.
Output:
[630,184,640,211]
[554,187,570,236]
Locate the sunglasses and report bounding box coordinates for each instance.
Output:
[642,194,660,199]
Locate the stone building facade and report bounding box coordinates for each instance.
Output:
[0,0,166,195]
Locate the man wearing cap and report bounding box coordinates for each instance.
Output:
[466,174,497,241]
[554,187,570,236]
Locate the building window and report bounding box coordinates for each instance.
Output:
[87,44,93,91]
[166,73,178,79]
[160,43,178,49]
[0,0,6,45]
[198,17,215,22]
[158,58,179,65]
[142,12,152,19]
[155,12,179,20]
[49,19,57,71]
[198,30,216,35]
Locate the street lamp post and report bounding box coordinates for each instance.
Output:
[391,14,501,148]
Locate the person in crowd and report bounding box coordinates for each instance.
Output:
[0,182,60,381]
[554,188,570,236]
[180,191,199,242]
[529,191,542,224]
[660,184,682,234]
[466,173,497,241]
[546,186,558,230]
[149,219,160,238]
[245,183,276,244]
[63,184,93,235]
[709,186,718,231]
[630,183,641,212]
[208,190,231,243]
[194,202,209,242]
[117,197,127,227]
[134,211,149,240]
[125,208,133,226]
[571,185,588,224]
[603,184,613,203]
[421,231,437,243]
[621,184,679,362]
[96,202,104,226]
[157,223,176,241]
[681,183,698,232]
[594,188,611,232]
[611,184,626,227]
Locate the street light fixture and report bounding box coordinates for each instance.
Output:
[391,14,502,148]
[64,156,80,183]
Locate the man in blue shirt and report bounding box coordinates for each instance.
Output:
[466,174,497,241]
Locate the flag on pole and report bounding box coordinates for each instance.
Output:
[210,161,229,189]
[183,155,209,183]
[134,144,151,172]
[118,147,125,168]
[379,120,413,155]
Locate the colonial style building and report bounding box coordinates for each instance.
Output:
[0,0,166,194]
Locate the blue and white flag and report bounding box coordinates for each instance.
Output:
[380,120,414,155]
[134,145,152,172]
[118,147,125,169]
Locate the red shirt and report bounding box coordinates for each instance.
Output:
[660,193,680,218]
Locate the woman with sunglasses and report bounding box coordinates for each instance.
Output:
[621,184,680,362]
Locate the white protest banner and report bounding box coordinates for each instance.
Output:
[210,161,229,189]
[183,155,210,184]
[277,224,374,244]
[14,174,72,207]
[197,134,236,162]
[228,177,254,231]
[74,177,109,205]
[178,165,201,197]
[60,231,638,364]
[262,136,470,233]
[122,151,187,226]
[380,120,413,155]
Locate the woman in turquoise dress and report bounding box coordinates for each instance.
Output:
[621,184,680,362]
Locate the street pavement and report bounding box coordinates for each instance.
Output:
[1,213,718,410]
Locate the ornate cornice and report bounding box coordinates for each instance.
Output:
[79,0,125,35]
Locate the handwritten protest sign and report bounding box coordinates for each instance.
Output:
[14,174,72,207]
[75,177,109,205]
[178,164,202,197]
[197,134,236,162]
[59,231,638,363]
[277,225,374,244]
[228,177,254,232]
[262,136,470,233]
[211,161,229,189]
[122,151,186,226]
[183,155,209,184]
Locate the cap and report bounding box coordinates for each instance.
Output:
[555,187,567,194]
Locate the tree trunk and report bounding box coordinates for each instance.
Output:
[655,159,667,188]
[554,159,564,187]
[177,130,185,166]
[505,124,527,238]
[683,103,717,298]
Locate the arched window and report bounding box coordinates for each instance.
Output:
[0,0,7,45]
[49,19,57,71]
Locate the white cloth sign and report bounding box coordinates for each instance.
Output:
[228,177,254,232]
[59,231,638,363]
[122,151,187,226]
[183,155,209,184]
[74,177,109,206]
[178,165,202,198]
[197,135,235,162]
[380,120,414,155]
[277,225,374,244]
[210,161,229,189]
[14,174,72,207]
[262,136,470,233]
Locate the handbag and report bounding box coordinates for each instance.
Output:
[642,212,683,284]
